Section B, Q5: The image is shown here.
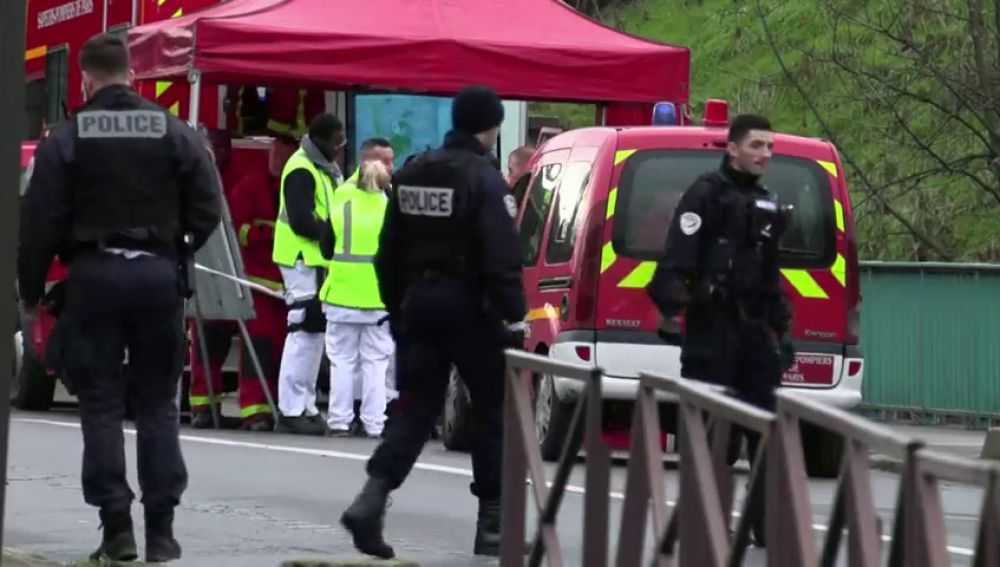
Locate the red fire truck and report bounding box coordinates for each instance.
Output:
[16,0,253,410]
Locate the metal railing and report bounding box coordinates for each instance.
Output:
[500,351,1000,566]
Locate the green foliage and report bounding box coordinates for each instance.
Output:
[569,0,1000,261]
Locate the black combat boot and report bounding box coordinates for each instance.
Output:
[145,506,182,563]
[473,499,502,556]
[340,477,395,559]
[90,508,138,562]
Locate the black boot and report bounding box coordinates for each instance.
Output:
[190,410,214,429]
[340,477,395,559]
[89,508,138,562]
[473,499,501,556]
[145,506,182,563]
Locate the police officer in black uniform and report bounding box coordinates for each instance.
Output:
[340,86,527,559]
[18,34,221,563]
[646,114,793,545]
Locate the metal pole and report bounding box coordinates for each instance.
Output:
[0,0,28,549]
[234,318,280,423]
[187,69,202,128]
[102,0,110,32]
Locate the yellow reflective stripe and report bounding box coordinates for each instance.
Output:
[781,269,828,299]
[172,8,183,18]
[817,160,838,178]
[526,304,559,322]
[248,276,284,292]
[25,46,47,61]
[168,102,180,116]
[617,261,656,289]
[267,118,295,135]
[614,150,636,166]
[254,219,276,228]
[157,0,167,5]
[241,404,272,418]
[239,223,252,247]
[189,395,220,407]
[606,187,617,220]
[831,254,846,287]
[600,241,616,273]
[156,82,171,98]
[834,200,845,233]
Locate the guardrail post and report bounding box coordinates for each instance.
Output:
[582,367,610,567]
[615,382,665,567]
[501,366,528,566]
[677,398,728,566]
[768,403,818,567]
[842,437,881,566]
[974,470,1000,567]
[709,418,735,524]
[904,454,950,567]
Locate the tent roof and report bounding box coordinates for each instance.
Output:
[129,0,690,104]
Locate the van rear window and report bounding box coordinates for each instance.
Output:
[613,150,836,268]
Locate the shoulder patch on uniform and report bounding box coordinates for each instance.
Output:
[398,185,454,217]
[77,110,168,139]
[679,212,702,235]
[503,194,517,218]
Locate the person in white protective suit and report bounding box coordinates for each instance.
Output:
[319,145,396,437]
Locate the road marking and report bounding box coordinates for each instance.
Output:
[15,417,977,557]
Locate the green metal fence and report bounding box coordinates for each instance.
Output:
[860,262,1000,419]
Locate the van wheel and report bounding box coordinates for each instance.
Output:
[535,374,579,462]
[12,336,56,412]
[801,423,844,478]
[441,368,473,452]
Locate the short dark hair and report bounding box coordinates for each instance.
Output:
[727,114,772,143]
[360,138,392,151]
[79,33,129,79]
[308,113,344,142]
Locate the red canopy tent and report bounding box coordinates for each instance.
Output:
[128,0,690,106]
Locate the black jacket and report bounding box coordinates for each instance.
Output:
[376,130,527,324]
[17,84,221,307]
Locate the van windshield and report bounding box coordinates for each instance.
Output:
[614,150,836,267]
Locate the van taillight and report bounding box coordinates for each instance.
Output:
[845,235,861,345]
[573,207,604,329]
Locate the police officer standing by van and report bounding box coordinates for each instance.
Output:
[340,86,527,559]
[17,34,221,562]
[646,114,793,545]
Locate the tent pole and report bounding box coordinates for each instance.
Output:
[187,69,203,129]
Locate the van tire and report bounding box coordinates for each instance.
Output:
[12,336,56,412]
[441,367,473,452]
[801,423,844,478]
[535,374,579,462]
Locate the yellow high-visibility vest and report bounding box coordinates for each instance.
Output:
[272,149,333,268]
[319,181,387,310]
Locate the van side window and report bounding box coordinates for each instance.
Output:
[518,162,562,266]
[45,47,69,127]
[511,173,532,210]
[545,161,592,264]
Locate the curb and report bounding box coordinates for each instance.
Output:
[279,560,420,567]
[2,548,61,567]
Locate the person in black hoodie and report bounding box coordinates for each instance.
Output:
[339,86,526,560]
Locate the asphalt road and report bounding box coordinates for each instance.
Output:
[2,410,985,566]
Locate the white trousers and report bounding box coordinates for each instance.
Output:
[277,261,325,417]
[324,313,394,435]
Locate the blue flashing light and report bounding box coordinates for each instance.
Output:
[652,102,678,126]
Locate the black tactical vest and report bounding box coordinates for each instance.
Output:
[390,149,484,284]
[699,172,784,296]
[68,86,181,252]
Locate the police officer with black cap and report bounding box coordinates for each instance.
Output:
[340,86,526,559]
[18,33,221,563]
[646,114,794,544]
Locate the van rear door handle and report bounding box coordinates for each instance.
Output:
[538,276,572,291]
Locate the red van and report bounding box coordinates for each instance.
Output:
[442,101,864,478]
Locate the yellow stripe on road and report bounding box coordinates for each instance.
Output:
[781,269,828,299]
[617,262,656,289]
